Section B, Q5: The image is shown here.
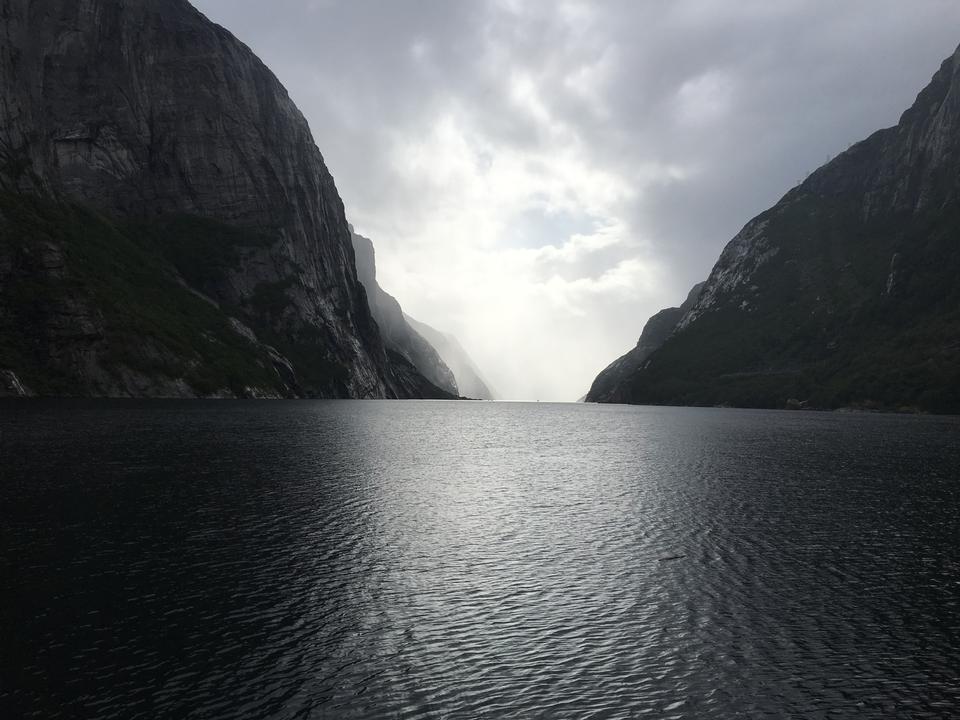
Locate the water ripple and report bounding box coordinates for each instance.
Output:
[2,400,959,718]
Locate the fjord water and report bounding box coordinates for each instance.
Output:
[2,401,959,719]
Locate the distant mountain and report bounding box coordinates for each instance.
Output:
[404,315,496,400]
[0,0,446,398]
[588,44,960,413]
[350,231,459,396]
[586,283,703,403]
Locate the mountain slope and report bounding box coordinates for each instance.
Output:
[585,283,703,403]
[0,0,438,398]
[404,314,496,400]
[351,231,459,396]
[590,44,960,413]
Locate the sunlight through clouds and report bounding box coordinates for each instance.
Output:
[372,106,660,399]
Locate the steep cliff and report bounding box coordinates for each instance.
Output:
[0,0,436,398]
[585,283,703,403]
[350,231,459,396]
[591,44,960,413]
[404,314,496,400]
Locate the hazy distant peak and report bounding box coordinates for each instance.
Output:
[403,314,496,400]
[350,231,460,396]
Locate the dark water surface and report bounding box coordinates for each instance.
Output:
[2,400,959,719]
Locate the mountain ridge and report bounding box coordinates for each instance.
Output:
[0,0,444,398]
[585,282,703,403]
[403,314,496,400]
[350,230,459,397]
[587,43,960,413]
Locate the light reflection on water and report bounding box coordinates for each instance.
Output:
[2,400,959,718]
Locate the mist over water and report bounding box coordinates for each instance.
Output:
[3,401,959,718]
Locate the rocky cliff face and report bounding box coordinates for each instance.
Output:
[0,0,435,398]
[590,44,960,413]
[350,231,459,397]
[404,314,496,400]
[585,283,703,403]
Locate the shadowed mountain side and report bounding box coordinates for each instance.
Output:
[403,314,497,400]
[351,231,459,396]
[589,44,960,413]
[586,283,704,403]
[0,0,443,398]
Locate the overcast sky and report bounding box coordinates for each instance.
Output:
[193,0,960,401]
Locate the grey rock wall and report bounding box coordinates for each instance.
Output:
[0,0,434,398]
[351,230,459,396]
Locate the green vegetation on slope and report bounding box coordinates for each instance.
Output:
[129,214,277,294]
[626,194,960,413]
[0,192,286,396]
